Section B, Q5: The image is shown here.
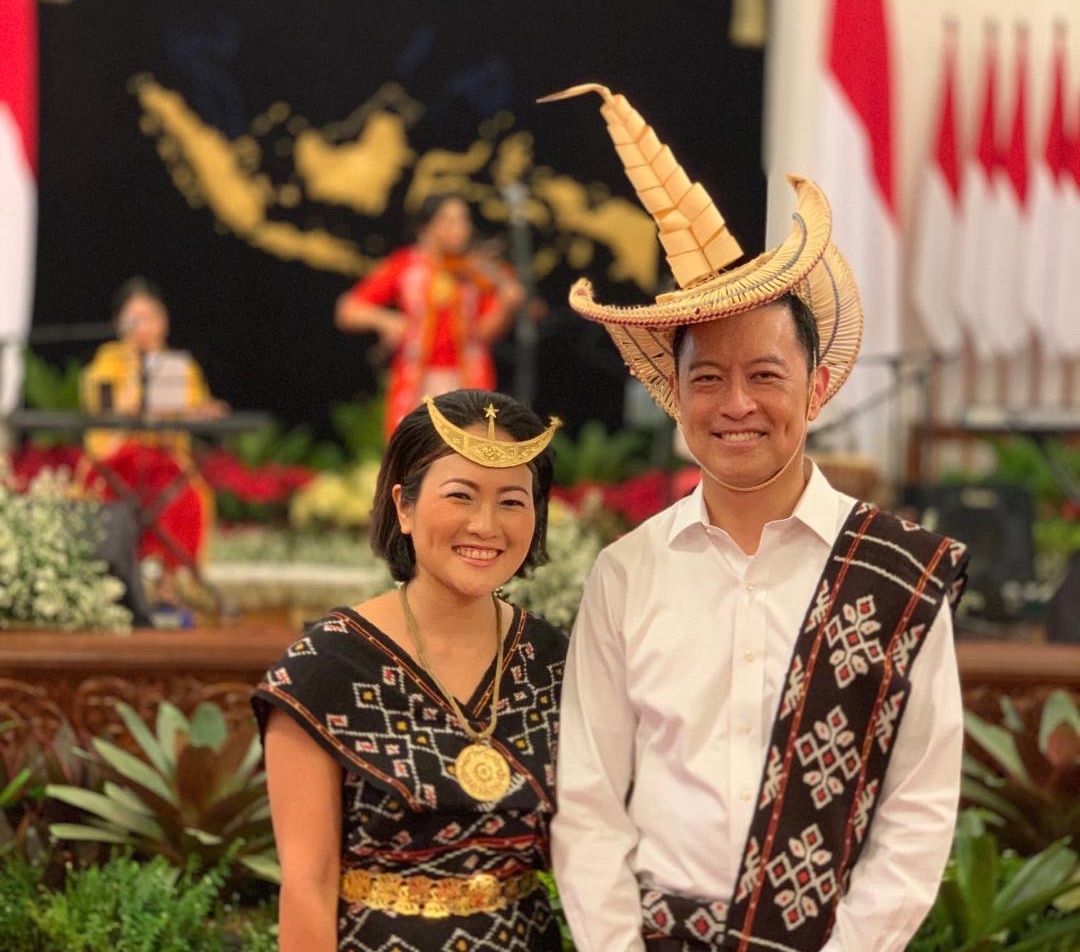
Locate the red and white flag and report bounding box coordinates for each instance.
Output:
[0,0,37,415]
[955,26,1001,360]
[910,21,964,356]
[807,0,899,462]
[1048,89,1080,357]
[976,26,1030,358]
[1021,22,1069,350]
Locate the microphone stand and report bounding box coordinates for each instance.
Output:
[501,180,538,407]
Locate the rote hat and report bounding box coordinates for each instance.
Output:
[538,83,863,421]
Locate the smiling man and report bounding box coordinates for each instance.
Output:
[542,85,971,952]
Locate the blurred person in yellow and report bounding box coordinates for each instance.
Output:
[80,276,227,605]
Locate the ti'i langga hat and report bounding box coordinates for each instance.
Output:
[537,83,863,422]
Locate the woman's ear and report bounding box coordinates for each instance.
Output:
[392,484,412,535]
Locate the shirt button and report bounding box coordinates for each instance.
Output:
[744,651,755,663]
[739,723,752,737]
[740,792,752,803]
[746,582,757,592]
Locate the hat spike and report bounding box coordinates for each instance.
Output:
[538,83,743,288]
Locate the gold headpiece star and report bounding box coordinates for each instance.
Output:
[425,396,561,468]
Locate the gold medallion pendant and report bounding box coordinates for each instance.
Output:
[456,743,511,801]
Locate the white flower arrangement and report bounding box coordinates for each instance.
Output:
[0,464,132,632]
[207,499,605,627]
[502,500,604,631]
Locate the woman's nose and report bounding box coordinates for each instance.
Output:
[467,502,498,536]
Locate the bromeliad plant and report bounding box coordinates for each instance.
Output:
[962,690,1080,856]
[46,701,279,886]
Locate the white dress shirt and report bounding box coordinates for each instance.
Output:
[552,465,963,952]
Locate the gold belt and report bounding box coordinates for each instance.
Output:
[340,868,539,918]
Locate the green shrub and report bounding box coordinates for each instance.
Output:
[34,854,227,952]
[0,856,42,952]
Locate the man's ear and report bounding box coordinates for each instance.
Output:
[808,364,830,421]
[392,484,412,535]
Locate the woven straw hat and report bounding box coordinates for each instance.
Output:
[538,83,863,421]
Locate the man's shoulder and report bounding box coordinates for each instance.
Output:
[851,503,971,585]
[863,503,957,548]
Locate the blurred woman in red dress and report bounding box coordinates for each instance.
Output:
[335,195,524,438]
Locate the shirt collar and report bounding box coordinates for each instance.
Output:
[667,461,843,548]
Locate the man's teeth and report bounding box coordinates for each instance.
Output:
[718,432,761,442]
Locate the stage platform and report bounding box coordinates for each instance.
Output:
[0,618,1077,750]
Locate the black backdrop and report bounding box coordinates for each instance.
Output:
[32,0,765,438]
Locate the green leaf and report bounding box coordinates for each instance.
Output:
[45,783,163,839]
[155,701,188,765]
[993,840,1078,916]
[0,766,32,807]
[964,709,1032,787]
[1040,690,1080,755]
[47,822,128,844]
[91,736,176,806]
[239,851,282,884]
[1000,695,1025,733]
[188,702,227,751]
[102,781,155,817]
[1004,915,1080,952]
[115,701,173,778]
[183,827,224,846]
[960,776,1025,825]
[954,826,997,938]
[235,733,264,784]
[272,424,315,466]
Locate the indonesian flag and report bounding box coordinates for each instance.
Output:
[797,0,899,463]
[1048,91,1080,357]
[1021,22,1069,349]
[910,22,964,356]
[976,27,1030,358]
[0,0,37,415]
[955,26,1001,359]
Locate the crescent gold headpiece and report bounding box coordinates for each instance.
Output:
[424,396,561,468]
[537,83,863,422]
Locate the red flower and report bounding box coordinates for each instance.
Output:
[10,443,85,489]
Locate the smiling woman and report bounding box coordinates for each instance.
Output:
[251,389,567,952]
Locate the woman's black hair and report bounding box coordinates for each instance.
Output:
[408,193,470,241]
[110,276,167,324]
[369,389,554,582]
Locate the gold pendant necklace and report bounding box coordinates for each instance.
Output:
[399,584,510,802]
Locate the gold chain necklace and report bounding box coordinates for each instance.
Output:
[399,583,511,802]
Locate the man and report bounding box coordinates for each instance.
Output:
[542,84,969,952]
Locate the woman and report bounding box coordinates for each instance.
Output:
[335,195,525,438]
[80,277,226,588]
[253,389,566,951]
